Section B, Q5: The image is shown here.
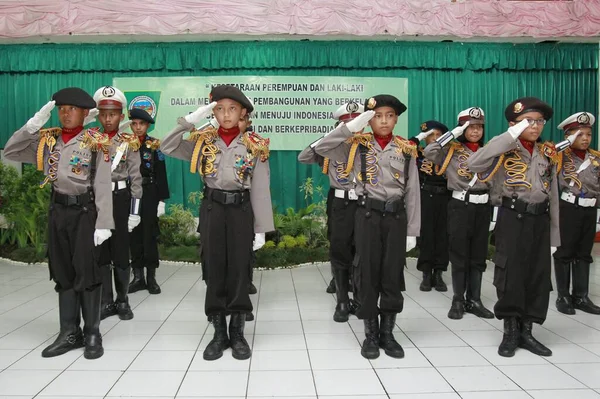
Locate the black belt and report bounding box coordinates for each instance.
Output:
[420,183,448,195]
[142,176,155,185]
[358,195,405,214]
[204,187,250,205]
[501,196,549,216]
[52,191,94,207]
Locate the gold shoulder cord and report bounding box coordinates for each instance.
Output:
[342,133,372,176]
[392,136,418,158]
[503,150,532,189]
[146,139,161,150]
[436,142,461,176]
[242,131,270,162]
[562,149,582,189]
[189,127,219,175]
[36,128,62,171]
[477,153,505,183]
[120,133,141,151]
[322,158,330,174]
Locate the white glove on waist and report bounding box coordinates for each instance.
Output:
[406,236,417,252]
[489,206,498,232]
[253,233,266,251]
[184,102,217,125]
[128,214,141,232]
[25,100,55,133]
[157,201,166,217]
[508,119,530,140]
[345,110,375,133]
[596,209,600,232]
[83,108,99,126]
[416,129,434,142]
[94,229,112,246]
[551,246,557,255]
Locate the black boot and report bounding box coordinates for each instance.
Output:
[246,312,255,321]
[433,270,448,292]
[465,269,494,319]
[229,313,251,360]
[41,289,84,358]
[519,318,552,356]
[81,285,104,359]
[554,259,575,315]
[448,271,465,320]
[572,261,600,315]
[100,265,117,320]
[498,317,519,357]
[248,264,257,295]
[333,269,350,323]
[379,313,404,358]
[419,271,432,292]
[146,267,161,295]
[114,267,134,320]
[361,318,380,359]
[326,277,336,293]
[203,313,229,361]
[128,267,146,294]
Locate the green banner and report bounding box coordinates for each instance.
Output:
[114,76,409,150]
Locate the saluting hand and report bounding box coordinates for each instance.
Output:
[84,108,99,126]
[451,121,470,139]
[26,100,56,133]
[346,110,375,133]
[508,119,530,140]
[416,129,434,141]
[184,101,218,125]
[567,129,583,145]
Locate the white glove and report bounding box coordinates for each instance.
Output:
[83,108,99,126]
[406,236,417,252]
[489,206,498,232]
[157,201,166,217]
[128,214,141,232]
[596,224,600,233]
[597,209,600,232]
[184,102,217,125]
[25,100,55,133]
[508,119,530,140]
[252,233,266,251]
[345,110,375,133]
[118,120,132,134]
[94,229,112,246]
[567,129,582,145]
[416,129,434,142]
[451,121,470,139]
[551,246,557,255]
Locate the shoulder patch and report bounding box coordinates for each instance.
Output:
[538,141,559,165]
[242,131,270,162]
[393,136,418,158]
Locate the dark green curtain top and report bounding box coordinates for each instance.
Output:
[0,41,596,73]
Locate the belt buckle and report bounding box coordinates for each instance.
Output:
[67,195,78,206]
[384,200,395,213]
[348,189,358,201]
[224,192,236,205]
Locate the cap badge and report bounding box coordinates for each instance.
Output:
[346,101,359,113]
[469,107,482,119]
[421,123,428,132]
[367,98,376,110]
[513,102,524,114]
[577,112,591,125]
[102,86,116,97]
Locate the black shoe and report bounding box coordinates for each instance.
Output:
[379,313,404,358]
[465,299,494,319]
[246,312,255,322]
[100,302,118,320]
[333,302,350,323]
[203,313,229,361]
[573,296,600,315]
[361,318,380,359]
[571,261,600,314]
[498,317,519,357]
[114,267,134,320]
[556,296,576,315]
[419,271,432,292]
[146,267,161,295]
[42,289,84,358]
[326,277,336,294]
[519,319,552,357]
[229,313,251,360]
[248,282,257,295]
[447,298,465,320]
[81,285,104,359]
[115,300,134,321]
[333,269,350,322]
[433,270,448,292]
[128,268,146,293]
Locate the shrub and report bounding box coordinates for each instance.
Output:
[158,203,196,246]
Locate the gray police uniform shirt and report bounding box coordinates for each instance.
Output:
[313,123,421,237]
[161,117,274,233]
[467,131,560,247]
[558,149,600,202]
[4,125,114,230]
[108,133,143,200]
[424,141,489,192]
[297,146,355,191]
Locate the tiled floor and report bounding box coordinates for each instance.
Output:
[1,251,600,399]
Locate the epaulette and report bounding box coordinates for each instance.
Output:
[119,133,141,151]
[538,142,559,165]
[242,131,270,162]
[189,126,219,174]
[81,128,111,161]
[36,127,62,171]
[437,142,462,176]
[393,136,418,159]
[588,148,600,159]
[145,138,161,151]
[556,151,564,173]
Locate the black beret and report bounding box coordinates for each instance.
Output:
[421,120,449,134]
[505,97,553,122]
[364,94,407,116]
[209,85,254,113]
[129,107,155,124]
[51,87,96,109]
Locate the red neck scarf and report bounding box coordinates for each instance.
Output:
[138,134,147,143]
[218,126,241,147]
[519,138,535,155]
[374,133,393,150]
[573,149,587,160]
[105,130,118,139]
[61,126,83,144]
[464,142,479,152]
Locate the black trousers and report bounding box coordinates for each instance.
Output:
[329,196,357,273]
[48,201,102,292]
[553,201,596,264]
[353,206,406,319]
[199,195,254,316]
[447,199,490,273]
[493,207,552,324]
[99,189,131,270]
[130,184,160,270]
[417,191,450,272]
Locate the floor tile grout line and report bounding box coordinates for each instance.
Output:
[244,269,262,398]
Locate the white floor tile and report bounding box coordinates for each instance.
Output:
[557,363,600,389]
[145,334,202,350]
[388,394,461,399]
[248,370,316,396]
[546,344,600,364]
[178,371,248,397]
[101,333,153,350]
[302,320,354,334]
[107,370,185,397]
[420,347,490,367]
[313,369,385,396]
[189,350,250,371]
[308,349,372,370]
[157,320,209,335]
[438,365,521,392]
[255,309,301,321]
[400,318,450,332]
[304,333,360,350]
[473,346,549,366]
[458,392,531,399]
[253,334,307,351]
[129,350,195,371]
[370,347,433,369]
[250,350,311,371]
[0,349,29,369]
[376,367,453,394]
[498,364,585,390]
[68,350,139,371]
[527,389,600,399]
[8,347,82,370]
[108,320,163,336]
[455,330,503,347]
[253,320,304,335]
[404,331,468,348]
[39,370,122,396]
[0,369,61,396]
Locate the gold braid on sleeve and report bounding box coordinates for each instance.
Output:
[342,133,372,176]
[436,142,460,176]
[36,128,62,171]
[322,158,330,174]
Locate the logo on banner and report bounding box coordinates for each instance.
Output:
[125,91,162,133]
